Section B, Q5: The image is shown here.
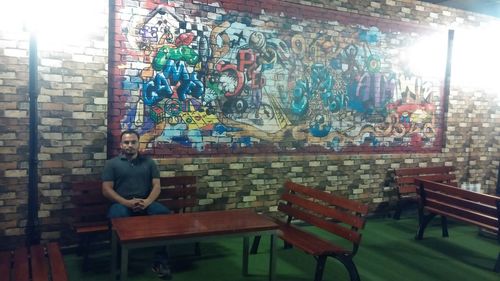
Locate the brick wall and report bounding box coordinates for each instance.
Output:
[0,0,498,249]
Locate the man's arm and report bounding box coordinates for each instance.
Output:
[141,178,161,208]
[102,181,137,209]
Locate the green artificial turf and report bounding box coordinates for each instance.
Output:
[64,216,500,281]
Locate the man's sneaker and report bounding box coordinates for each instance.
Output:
[152,262,172,280]
[152,253,172,280]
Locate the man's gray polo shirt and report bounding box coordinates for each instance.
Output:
[102,154,160,200]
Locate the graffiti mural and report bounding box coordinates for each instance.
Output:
[110,0,447,155]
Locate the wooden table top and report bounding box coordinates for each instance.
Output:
[111,209,278,243]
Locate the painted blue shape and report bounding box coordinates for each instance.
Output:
[330,58,342,70]
[239,136,252,147]
[214,123,227,135]
[123,81,139,90]
[172,135,191,147]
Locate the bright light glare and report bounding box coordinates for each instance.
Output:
[407,32,448,79]
[0,0,105,49]
[452,23,500,91]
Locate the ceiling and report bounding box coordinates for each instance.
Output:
[421,0,500,18]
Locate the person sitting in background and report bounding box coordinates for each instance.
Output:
[102,129,171,279]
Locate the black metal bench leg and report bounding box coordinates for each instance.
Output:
[440,216,449,237]
[392,201,402,220]
[336,255,361,281]
[494,252,500,272]
[314,255,327,281]
[82,234,90,271]
[250,236,261,254]
[194,242,201,256]
[415,213,435,240]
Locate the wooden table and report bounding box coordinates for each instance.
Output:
[111,209,278,281]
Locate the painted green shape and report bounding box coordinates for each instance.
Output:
[179,45,199,65]
[153,46,171,71]
[153,45,200,70]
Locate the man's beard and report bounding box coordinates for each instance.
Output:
[123,148,136,155]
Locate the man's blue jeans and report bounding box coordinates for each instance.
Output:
[107,201,170,218]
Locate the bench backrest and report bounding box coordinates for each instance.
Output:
[395,166,456,196]
[71,181,109,225]
[415,178,500,234]
[71,176,198,224]
[279,181,369,248]
[158,176,198,213]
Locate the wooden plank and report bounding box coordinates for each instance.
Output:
[71,181,102,190]
[13,247,29,281]
[46,243,69,281]
[284,181,368,214]
[159,198,198,211]
[395,166,455,176]
[0,251,12,281]
[426,190,498,217]
[30,244,49,281]
[426,200,498,229]
[278,224,348,256]
[160,176,196,186]
[160,186,197,198]
[281,193,365,228]
[397,174,456,184]
[72,205,109,217]
[279,203,362,244]
[426,206,498,233]
[416,179,500,206]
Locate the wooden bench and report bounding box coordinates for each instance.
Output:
[393,166,456,219]
[251,181,369,281]
[415,178,500,272]
[0,242,68,281]
[71,175,198,269]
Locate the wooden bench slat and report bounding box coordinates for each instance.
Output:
[417,180,499,205]
[160,176,197,186]
[425,190,498,218]
[31,244,49,281]
[71,181,102,191]
[279,224,349,255]
[425,205,498,233]
[161,186,197,198]
[72,205,109,218]
[73,194,109,205]
[158,198,198,211]
[397,174,456,184]
[284,181,369,214]
[47,243,69,281]
[279,203,362,244]
[0,251,12,281]
[281,193,365,229]
[13,247,29,281]
[74,224,109,234]
[425,198,498,228]
[395,166,455,176]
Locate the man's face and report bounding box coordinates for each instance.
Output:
[120,133,139,156]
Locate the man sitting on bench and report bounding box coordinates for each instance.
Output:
[102,129,172,279]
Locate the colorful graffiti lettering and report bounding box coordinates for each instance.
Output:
[113,0,445,155]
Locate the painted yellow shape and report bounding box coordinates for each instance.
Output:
[180,109,219,130]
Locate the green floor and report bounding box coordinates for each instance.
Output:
[65,216,500,281]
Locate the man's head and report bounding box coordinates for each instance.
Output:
[120,130,140,158]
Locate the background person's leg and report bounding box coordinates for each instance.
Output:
[146,201,172,279]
